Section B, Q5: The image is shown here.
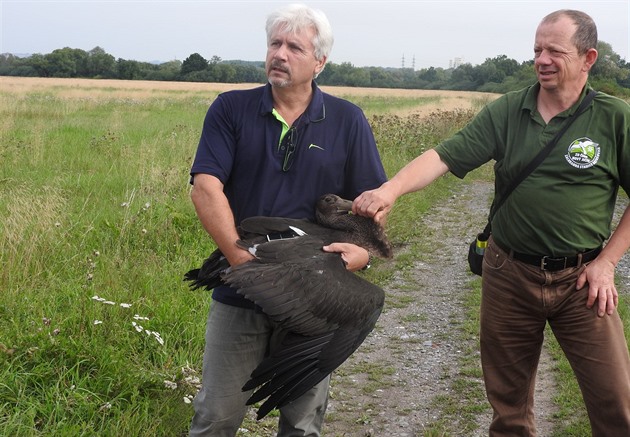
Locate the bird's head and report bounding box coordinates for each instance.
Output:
[315,194,393,259]
[315,194,353,219]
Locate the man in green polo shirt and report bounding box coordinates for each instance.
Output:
[353,9,630,436]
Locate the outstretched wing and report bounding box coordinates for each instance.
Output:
[222,235,384,419]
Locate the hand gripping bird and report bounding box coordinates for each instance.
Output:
[184,193,393,419]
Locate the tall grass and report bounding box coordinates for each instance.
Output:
[1,87,213,436]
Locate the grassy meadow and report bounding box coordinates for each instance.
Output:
[0,77,628,436]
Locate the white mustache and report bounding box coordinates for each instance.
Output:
[270,61,289,74]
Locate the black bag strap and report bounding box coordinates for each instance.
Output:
[482,89,597,234]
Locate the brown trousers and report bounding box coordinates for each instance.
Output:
[480,238,630,437]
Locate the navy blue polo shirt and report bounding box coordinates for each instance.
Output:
[190,81,387,308]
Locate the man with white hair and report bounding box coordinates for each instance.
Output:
[188,4,387,436]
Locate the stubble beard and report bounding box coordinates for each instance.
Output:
[267,60,292,88]
[268,77,291,88]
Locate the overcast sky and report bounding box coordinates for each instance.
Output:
[1,0,628,70]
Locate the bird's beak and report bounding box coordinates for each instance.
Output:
[334,198,353,214]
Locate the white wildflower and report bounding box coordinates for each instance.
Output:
[185,376,201,386]
[119,303,132,308]
[181,365,196,377]
[131,322,163,345]
[91,295,105,302]
[152,331,164,345]
[133,314,150,321]
[164,380,178,390]
[93,320,103,325]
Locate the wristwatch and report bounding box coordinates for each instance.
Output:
[361,252,372,271]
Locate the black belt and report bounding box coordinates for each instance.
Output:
[508,246,602,271]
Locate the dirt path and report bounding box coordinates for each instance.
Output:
[323,180,558,437]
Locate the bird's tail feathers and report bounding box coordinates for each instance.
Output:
[183,250,229,290]
[183,269,200,282]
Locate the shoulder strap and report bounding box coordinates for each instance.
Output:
[482,89,597,234]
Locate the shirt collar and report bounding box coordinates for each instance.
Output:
[259,81,326,124]
[524,82,593,119]
[523,83,539,114]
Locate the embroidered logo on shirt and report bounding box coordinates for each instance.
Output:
[308,143,325,151]
[564,137,600,169]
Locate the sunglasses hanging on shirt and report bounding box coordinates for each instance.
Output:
[280,114,305,172]
[281,126,298,172]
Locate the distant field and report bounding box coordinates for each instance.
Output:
[0,76,498,117]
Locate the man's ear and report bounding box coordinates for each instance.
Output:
[584,48,598,72]
[315,56,327,76]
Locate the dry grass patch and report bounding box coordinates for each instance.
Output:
[0,77,499,117]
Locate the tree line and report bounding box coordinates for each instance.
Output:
[1,44,629,96]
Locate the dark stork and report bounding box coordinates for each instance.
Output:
[184,193,393,419]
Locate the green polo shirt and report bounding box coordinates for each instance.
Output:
[435,83,630,256]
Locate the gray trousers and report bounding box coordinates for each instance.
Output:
[189,300,329,437]
[481,238,630,436]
